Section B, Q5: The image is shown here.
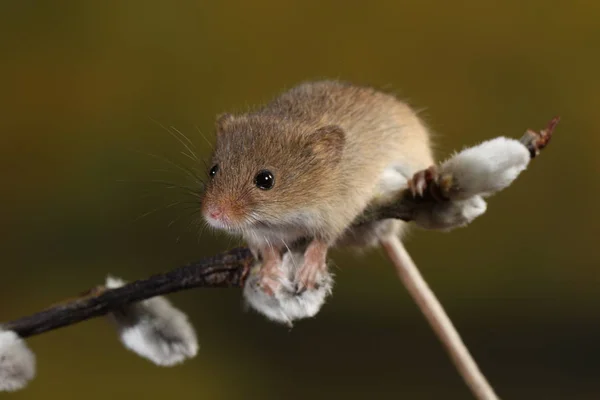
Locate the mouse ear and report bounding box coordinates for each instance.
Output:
[305,125,346,165]
[215,113,234,134]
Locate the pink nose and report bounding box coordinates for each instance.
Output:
[207,205,223,220]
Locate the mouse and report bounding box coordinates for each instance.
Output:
[200,80,434,294]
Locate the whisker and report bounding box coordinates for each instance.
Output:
[133,200,188,222]
[167,215,184,228]
[133,150,203,185]
[138,192,196,201]
[264,236,274,253]
[183,215,206,245]
[200,158,210,173]
[169,125,196,149]
[148,117,199,161]
[117,179,203,198]
[169,125,200,161]
[180,151,198,164]
[194,125,214,149]
[282,239,298,270]
[167,208,202,229]
[151,164,204,178]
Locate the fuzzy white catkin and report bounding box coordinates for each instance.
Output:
[243,251,334,326]
[440,137,530,200]
[0,330,36,392]
[105,277,198,367]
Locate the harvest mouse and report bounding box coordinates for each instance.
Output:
[201,80,434,293]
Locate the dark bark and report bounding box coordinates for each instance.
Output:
[3,248,254,337]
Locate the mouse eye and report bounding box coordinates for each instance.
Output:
[254,170,275,190]
[209,164,219,178]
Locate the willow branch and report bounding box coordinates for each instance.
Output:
[2,248,254,338]
[1,117,559,339]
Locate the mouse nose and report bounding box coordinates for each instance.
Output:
[207,205,223,220]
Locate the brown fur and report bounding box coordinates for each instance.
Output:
[201,80,434,250]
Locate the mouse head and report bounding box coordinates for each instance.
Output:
[201,113,345,233]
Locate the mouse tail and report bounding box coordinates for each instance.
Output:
[380,235,499,400]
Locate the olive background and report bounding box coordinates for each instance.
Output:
[1,1,598,399]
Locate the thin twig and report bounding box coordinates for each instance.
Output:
[1,117,559,340]
[2,248,254,338]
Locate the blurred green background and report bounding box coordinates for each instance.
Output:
[1,1,598,399]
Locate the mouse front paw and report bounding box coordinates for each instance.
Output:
[256,272,282,296]
[294,260,327,294]
[243,250,334,326]
[253,261,286,296]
